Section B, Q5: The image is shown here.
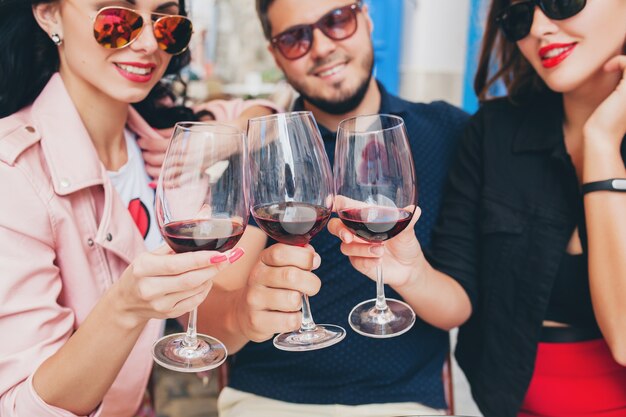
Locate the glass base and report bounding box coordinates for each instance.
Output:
[349,298,416,338]
[273,324,346,351]
[152,332,227,373]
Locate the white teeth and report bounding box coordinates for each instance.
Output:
[543,47,571,59]
[116,64,152,75]
[318,64,344,77]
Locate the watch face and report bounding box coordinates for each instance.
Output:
[612,179,626,190]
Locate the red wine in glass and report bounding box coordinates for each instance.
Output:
[162,219,245,253]
[247,111,346,351]
[337,207,412,243]
[252,202,331,246]
[334,114,417,338]
[152,122,249,372]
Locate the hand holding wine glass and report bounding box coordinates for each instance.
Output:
[247,111,346,351]
[152,122,249,372]
[327,207,422,288]
[333,114,418,338]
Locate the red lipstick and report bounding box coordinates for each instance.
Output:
[114,62,157,83]
[539,43,577,69]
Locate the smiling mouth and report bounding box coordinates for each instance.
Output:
[313,63,347,78]
[541,46,575,60]
[114,63,154,76]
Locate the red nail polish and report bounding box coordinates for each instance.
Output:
[148,181,157,189]
[210,254,228,264]
[228,248,245,263]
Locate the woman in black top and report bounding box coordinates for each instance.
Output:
[329,1,626,416]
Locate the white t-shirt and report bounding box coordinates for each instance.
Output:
[108,129,162,251]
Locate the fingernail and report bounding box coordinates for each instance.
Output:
[369,245,384,256]
[228,248,245,263]
[313,253,321,269]
[210,254,228,264]
[148,181,157,189]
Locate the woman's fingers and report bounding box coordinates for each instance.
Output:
[133,247,245,277]
[136,131,172,153]
[604,55,626,73]
[327,218,354,243]
[162,283,213,317]
[137,267,217,300]
[141,150,165,168]
[328,206,422,244]
[340,241,384,259]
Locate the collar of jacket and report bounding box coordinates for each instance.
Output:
[24,73,155,263]
[28,73,160,197]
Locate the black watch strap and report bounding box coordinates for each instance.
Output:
[581,178,626,195]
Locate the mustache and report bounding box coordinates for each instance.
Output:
[307,52,350,75]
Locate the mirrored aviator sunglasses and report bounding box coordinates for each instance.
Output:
[93,7,193,55]
[495,0,586,42]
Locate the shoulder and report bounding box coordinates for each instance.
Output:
[392,95,469,136]
[392,93,468,121]
[470,94,548,128]
[0,108,54,210]
[0,106,43,167]
[0,151,54,248]
[389,95,469,150]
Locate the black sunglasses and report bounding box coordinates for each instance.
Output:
[271,2,362,60]
[495,0,586,41]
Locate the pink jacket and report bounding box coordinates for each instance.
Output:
[0,74,162,417]
[0,74,279,417]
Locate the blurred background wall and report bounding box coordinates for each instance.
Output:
[186,0,490,114]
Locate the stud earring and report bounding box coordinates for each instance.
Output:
[50,33,63,46]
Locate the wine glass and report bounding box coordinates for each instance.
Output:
[334,114,417,338]
[247,111,346,351]
[152,122,249,372]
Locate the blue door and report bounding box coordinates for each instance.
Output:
[366,0,403,95]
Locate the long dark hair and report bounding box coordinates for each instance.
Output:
[0,0,194,126]
[474,0,549,103]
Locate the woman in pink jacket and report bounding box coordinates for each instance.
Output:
[0,1,256,416]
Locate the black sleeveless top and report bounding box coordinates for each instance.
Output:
[544,253,598,328]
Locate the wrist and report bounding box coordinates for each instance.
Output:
[227,288,248,339]
[104,283,149,331]
[398,251,430,294]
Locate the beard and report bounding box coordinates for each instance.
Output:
[286,49,375,115]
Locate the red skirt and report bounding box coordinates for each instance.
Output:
[519,339,626,417]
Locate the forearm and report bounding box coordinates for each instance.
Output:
[196,284,250,354]
[32,288,147,415]
[393,257,472,331]
[195,227,268,354]
[583,138,626,362]
[230,105,276,132]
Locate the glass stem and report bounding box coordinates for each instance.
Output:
[375,263,388,311]
[183,308,199,348]
[300,295,316,331]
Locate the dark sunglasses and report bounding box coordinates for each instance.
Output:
[271,2,362,60]
[92,6,193,55]
[495,0,586,41]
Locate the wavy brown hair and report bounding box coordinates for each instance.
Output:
[474,0,549,103]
